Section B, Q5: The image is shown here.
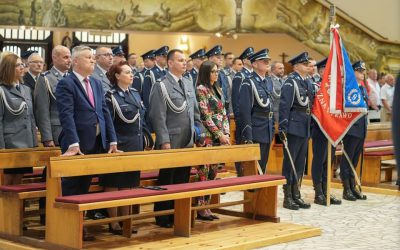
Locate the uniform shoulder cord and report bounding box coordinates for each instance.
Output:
[159,81,187,113]
[0,86,27,115]
[110,94,140,124]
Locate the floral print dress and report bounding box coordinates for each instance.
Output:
[195,84,230,205]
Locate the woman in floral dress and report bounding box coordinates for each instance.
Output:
[195,60,230,220]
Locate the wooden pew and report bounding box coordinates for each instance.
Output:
[45,145,285,249]
[0,148,61,237]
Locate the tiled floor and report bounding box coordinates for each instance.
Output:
[221,185,400,250]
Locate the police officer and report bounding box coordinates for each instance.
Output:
[340,61,368,201]
[232,47,254,121]
[279,52,314,210]
[103,61,153,234]
[132,50,155,94]
[239,49,274,173]
[310,58,341,206]
[141,46,169,111]
[205,45,229,112]
[112,45,126,65]
[184,48,206,87]
[231,47,254,176]
[34,45,71,224]
[0,53,37,185]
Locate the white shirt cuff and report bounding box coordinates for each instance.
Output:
[68,143,79,149]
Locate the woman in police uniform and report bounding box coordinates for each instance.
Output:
[340,61,368,201]
[102,61,151,234]
[0,53,38,185]
[195,60,230,220]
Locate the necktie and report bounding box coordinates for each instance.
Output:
[178,79,185,93]
[15,84,21,92]
[84,78,95,107]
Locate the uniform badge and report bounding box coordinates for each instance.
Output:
[347,88,361,105]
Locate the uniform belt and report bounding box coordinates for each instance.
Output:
[253,111,274,119]
[291,106,311,115]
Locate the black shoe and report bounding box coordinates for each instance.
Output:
[342,179,357,201]
[350,178,367,200]
[314,183,327,206]
[292,184,311,209]
[329,195,342,205]
[283,184,299,210]
[197,213,214,221]
[322,182,341,205]
[156,222,173,228]
[209,214,219,220]
[87,211,107,220]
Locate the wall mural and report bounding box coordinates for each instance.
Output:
[0,0,399,72]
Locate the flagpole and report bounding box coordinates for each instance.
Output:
[326,143,331,206]
[326,4,336,207]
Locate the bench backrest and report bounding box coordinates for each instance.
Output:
[0,148,61,185]
[49,144,260,178]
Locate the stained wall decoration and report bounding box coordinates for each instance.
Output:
[0,0,398,72]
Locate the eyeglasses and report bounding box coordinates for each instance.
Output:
[15,63,26,68]
[98,53,113,57]
[29,60,44,64]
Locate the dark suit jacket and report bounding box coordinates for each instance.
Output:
[55,72,117,153]
[23,73,37,91]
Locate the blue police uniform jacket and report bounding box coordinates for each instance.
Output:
[189,68,198,85]
[132,70,144,93]
[279,71,314,138]
[105,86,146,152]
[217,70,229,108]
[142,66,166,109]
[232,67,252,118]
[238,71,274,144]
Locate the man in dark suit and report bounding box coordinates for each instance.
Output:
[23,52,44,91]
[56,45,118,197]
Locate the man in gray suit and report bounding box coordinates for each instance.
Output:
[269,61,285,123]
[149,49,204,228]
[92,46,113,93]
[34,45,71,225]
[34,45,71,147]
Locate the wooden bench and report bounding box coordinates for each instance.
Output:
[0,148,61,236]
[362,151,394,185]
[45,145,285,249]
[380,159,397,182]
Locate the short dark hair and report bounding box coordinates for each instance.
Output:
[196,60,216,88]
[127,53,136,58]
[224,52,233,59]
[167,49,183,62]
[106,61,130,85]
[232,57,242,65]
